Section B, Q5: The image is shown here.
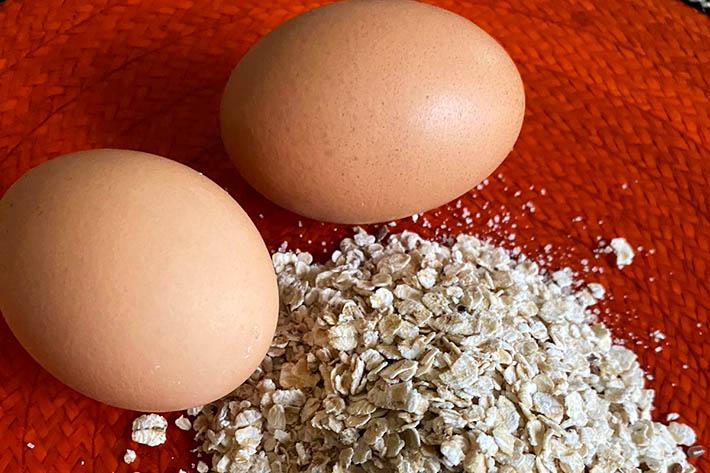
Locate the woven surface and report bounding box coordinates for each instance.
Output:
[0,0,708,472]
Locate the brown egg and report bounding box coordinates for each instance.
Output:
[221,0,525,224]
[0,149,278,412]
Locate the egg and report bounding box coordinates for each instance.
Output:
[221,0,525,224]
[0,149,278,412]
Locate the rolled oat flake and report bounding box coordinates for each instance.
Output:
[188,229,700,472]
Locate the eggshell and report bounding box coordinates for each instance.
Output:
[0,149,278,412]
[221,0,525,224]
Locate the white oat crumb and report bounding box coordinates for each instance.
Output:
[650,330,666,340]
[123,449,137,464]
[609,237,635,268]
[666,412,681,422]
[411,213,419,223]
[196,461,209,473]
[588,283,606,299]
[26,442,34,449]
[523,200,536,212]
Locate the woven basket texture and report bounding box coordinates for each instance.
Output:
[0,0,708,472]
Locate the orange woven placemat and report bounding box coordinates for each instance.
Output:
[0,0,708,472]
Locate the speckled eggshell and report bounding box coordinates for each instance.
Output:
[221,0,525,224]
[0,149,278,412]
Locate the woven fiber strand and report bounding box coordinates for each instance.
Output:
[0,0,708,471]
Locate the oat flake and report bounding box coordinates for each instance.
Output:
[131,414,167,447]
[175,415,192,431]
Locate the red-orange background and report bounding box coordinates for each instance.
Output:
[0,1,708,472]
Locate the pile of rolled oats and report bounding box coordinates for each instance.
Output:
[190,229,699,473]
